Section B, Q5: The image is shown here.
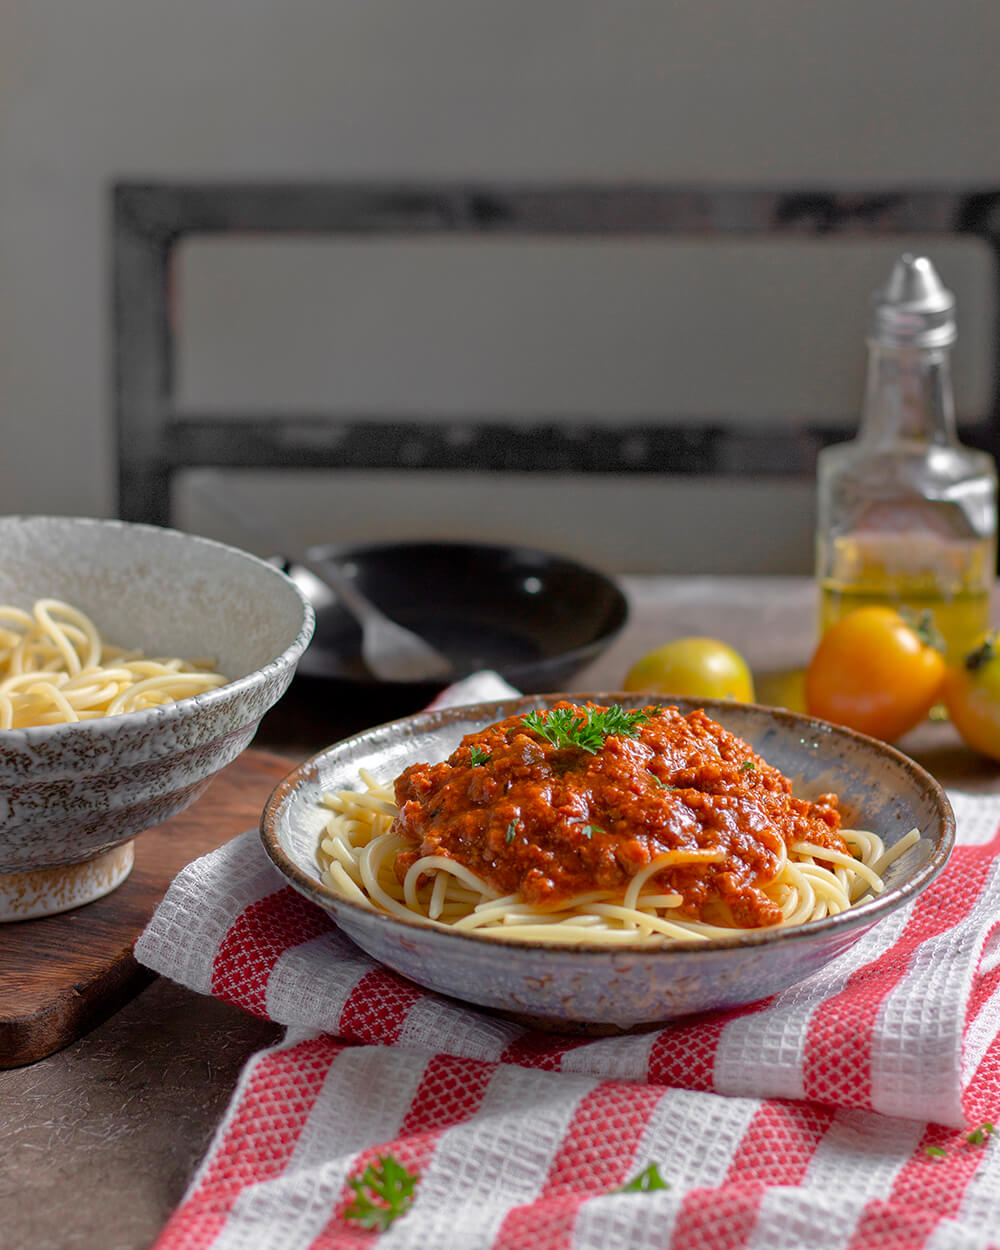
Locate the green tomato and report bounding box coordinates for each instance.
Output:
[623,637,755,702]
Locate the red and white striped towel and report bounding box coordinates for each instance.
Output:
[136,676,1000,1250]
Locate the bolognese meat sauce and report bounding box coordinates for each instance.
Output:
[392,702,847,928]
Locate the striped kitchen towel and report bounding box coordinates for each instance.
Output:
[135,677,1000,1250]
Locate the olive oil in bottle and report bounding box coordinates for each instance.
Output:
[815,255,997,664]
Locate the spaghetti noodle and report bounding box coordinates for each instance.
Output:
[316,702,920,946]
[0,598,228,728]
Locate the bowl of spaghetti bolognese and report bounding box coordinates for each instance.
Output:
[261,692,953,1030]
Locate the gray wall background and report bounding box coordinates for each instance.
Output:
[2,1,999,571]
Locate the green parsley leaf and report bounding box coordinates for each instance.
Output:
[345,1154,419,1231]
[522,705,657,755]
[505,820,518,844]
[580,824,605,839]
[740,760,756,771]
[924,1145,948,1159]
[468,746,491,767]
[614,1162,671,1193]
[966,1121,994,1145]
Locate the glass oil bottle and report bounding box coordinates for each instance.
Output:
[815,254,997,663]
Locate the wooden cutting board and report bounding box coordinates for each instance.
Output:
[0,749,296,1069]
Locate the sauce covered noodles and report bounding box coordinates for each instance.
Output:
[317,701,919,946]
[0,598,228,728]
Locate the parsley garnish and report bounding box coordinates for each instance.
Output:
[468,746,491,766]
[522,705,658,755]
[580,824,605,839]
[345,1154,419,1231]
[921,1121,994,1159]
[614,1162,670,1193]
[920,1125,990,1160]
[505,820,518,843]
[740,760,756,771]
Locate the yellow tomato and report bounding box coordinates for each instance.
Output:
[943,631,1000,761]
[805,606,946,741]
[753,667,807,714]
[623,637,755,702]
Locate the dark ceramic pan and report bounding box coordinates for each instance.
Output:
[283,540,628,712]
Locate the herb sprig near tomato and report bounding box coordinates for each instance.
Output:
[804,606,946,742]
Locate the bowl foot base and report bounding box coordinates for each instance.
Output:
[0,842,135,922]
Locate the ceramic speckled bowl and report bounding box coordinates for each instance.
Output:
[0,515,315,920]
[262,693,954,1032]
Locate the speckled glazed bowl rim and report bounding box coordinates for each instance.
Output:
[261,693,956,958]
[0,516,316,747]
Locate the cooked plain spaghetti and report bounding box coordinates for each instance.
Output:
[0,598,228,728]
[316,702,921,947]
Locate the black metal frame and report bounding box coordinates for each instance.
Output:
[112,182,1000,526]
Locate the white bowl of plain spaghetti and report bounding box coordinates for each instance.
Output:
[0,515,314,920]
[262,694,954,1031]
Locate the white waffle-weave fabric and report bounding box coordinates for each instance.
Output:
[135,675,1000,1250]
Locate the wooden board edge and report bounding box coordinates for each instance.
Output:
[0,952,156,1069]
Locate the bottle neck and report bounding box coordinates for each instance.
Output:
[857,340,957,448]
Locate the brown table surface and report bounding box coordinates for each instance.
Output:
[3,575,999,1250]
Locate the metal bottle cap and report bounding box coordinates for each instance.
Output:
[870,253,956,348]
